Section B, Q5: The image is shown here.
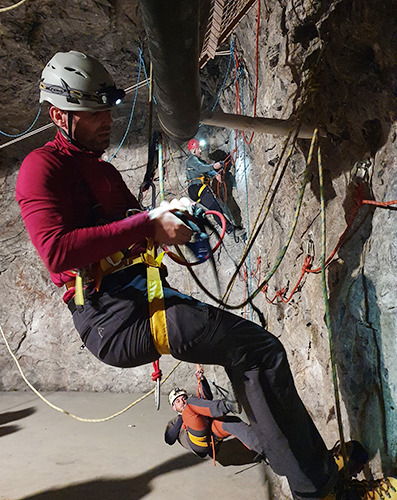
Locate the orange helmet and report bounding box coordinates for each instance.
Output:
[188,138,199,151]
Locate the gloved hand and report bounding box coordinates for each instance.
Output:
[169,197,194,213]
[195,363,204,380]
[148,198,194,245]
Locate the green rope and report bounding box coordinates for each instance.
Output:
[223,128,298,305]
[317,141,348,473]
[187,128,316,311]
[249,128,318,301]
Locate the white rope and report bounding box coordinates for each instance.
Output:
[0,323,181,422]
[0,79,150,150]
[0,0,28,13]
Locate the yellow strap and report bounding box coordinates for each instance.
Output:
[71,240,170,355]
[187,431,209,448]
[197,183,207,203]
[100,251,125,272]
[146,239,170,355]
[74,273,84,306]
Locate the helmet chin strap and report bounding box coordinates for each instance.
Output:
[58,111,87,150]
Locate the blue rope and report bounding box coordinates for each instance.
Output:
[109,50,143,162]
[0,103,43,138]
[139,51,157,105]
[211,39,235,111]
[239,64,253,319]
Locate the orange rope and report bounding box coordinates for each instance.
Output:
[257,185,396,303]
[262,255,312,304]
[211,435,216,466]
[362,199,397,207]
[307,189,396,274]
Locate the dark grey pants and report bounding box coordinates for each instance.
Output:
[70,265,338,499]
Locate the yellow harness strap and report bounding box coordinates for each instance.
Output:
[74,272,85,306]
[187,432,209,448]
[197,183,207,203]
[145,239,170,355]
[70,240,170,355]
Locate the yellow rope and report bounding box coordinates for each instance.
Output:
[0,0,28,12]
[0,323,181,422]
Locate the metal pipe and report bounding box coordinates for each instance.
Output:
[140,0,202,143]
[200,110,324,139]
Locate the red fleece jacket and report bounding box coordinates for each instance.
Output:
[16,131,154,300]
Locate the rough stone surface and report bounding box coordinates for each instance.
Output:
[0,0,396,491]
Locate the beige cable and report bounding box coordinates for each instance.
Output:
[1,323,181,422]
[0,0,28,13]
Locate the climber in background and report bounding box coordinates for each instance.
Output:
[165,364,265,463]
[185,138,238,236]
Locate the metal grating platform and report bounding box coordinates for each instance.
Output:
[199,0,257,68]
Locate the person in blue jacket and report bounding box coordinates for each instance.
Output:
[186,139,235,234]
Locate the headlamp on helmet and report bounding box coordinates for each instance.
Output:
[39,51,125,111]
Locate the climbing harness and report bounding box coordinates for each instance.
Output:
[163,206,226,298]
[196,179,209,204]
[145,239,169,355]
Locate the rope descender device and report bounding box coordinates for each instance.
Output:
[161,205,226,299]
[163,206,227,297]
[163,205,226,266]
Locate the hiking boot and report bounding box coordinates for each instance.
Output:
[332,440,369,477]
[225,380,242,414]
[322,476,397,499]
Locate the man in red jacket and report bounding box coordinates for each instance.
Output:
[16,51,393,500]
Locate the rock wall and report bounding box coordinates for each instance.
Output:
[0,0,396,488]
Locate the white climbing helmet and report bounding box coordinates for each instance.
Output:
[39,50,125,111]
[168,387,188,406]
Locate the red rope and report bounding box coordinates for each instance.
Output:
[233,0,260,146]
[362,199,397,207]
[163,210,226,266]
[257,185,396,303]
[262,255,312,304]
[151,360,162,381]
[307,187,397,274]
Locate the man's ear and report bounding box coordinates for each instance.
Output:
[49,106,68,130]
